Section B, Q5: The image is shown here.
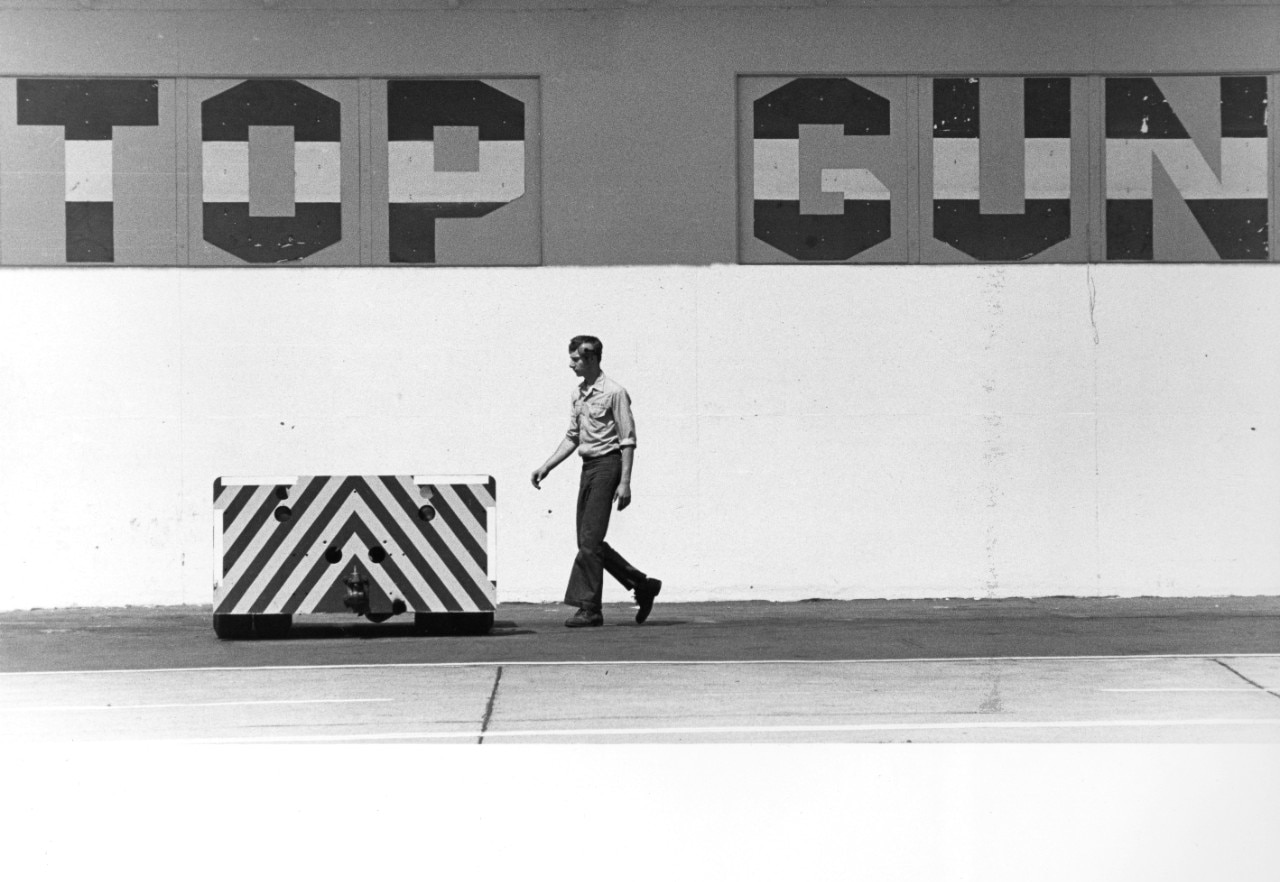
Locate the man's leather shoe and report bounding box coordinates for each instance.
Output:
[635,578,662,624]
[565,608,604,628]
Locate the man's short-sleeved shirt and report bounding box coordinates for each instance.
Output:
[566,372,636,458]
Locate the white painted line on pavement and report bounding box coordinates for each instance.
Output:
[8,698,393,712]
[2,653,1278,678]
[1101,688,1274,693]
[160,716,1280,744]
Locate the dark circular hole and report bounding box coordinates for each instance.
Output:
[274,505,292,522]
[418,505,436,522]
[324,547,343,564]
[368,546,387,564]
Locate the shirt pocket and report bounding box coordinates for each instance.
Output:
[588,402,609,419]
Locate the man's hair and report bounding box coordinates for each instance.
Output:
[569,335,603,362]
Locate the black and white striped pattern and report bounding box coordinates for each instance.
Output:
[213,475,496,616]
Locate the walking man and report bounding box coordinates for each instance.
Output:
[531,335,662,627]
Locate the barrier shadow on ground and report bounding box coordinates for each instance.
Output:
[274,620,534,640]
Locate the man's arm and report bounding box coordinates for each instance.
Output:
[613,386,638,510]
[531,437,578,489]
[614,445,633,511]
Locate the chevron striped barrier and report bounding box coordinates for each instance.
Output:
[212,474,496,639]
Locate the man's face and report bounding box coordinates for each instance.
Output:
[569,346,597,377]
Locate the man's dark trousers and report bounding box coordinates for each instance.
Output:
[564,451,649,612]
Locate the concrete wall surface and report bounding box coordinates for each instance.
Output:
[2,264,1277,610]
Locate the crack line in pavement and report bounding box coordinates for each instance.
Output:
[478,665,504,744]
[1211,658,1280,701]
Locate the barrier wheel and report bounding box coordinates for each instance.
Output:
[213,614,253,640]
[414,612,494,636]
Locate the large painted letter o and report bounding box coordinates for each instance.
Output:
[201,79,342,263]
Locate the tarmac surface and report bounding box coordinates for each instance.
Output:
[2,597,1278,743]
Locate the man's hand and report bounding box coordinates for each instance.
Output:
[614,481,631,511]
[532,439,577,490]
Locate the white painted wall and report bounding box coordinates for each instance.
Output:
[2,263,1278,610]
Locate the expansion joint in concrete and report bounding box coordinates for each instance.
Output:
[1211,658,1280,702]
[478,665,504,744]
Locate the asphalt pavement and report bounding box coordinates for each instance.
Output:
[2,596,1278,673]
[4,597,1278,744]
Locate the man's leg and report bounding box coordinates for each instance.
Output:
[601,542,663,624]
[563,455,620,613]
[599,543,648,592]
